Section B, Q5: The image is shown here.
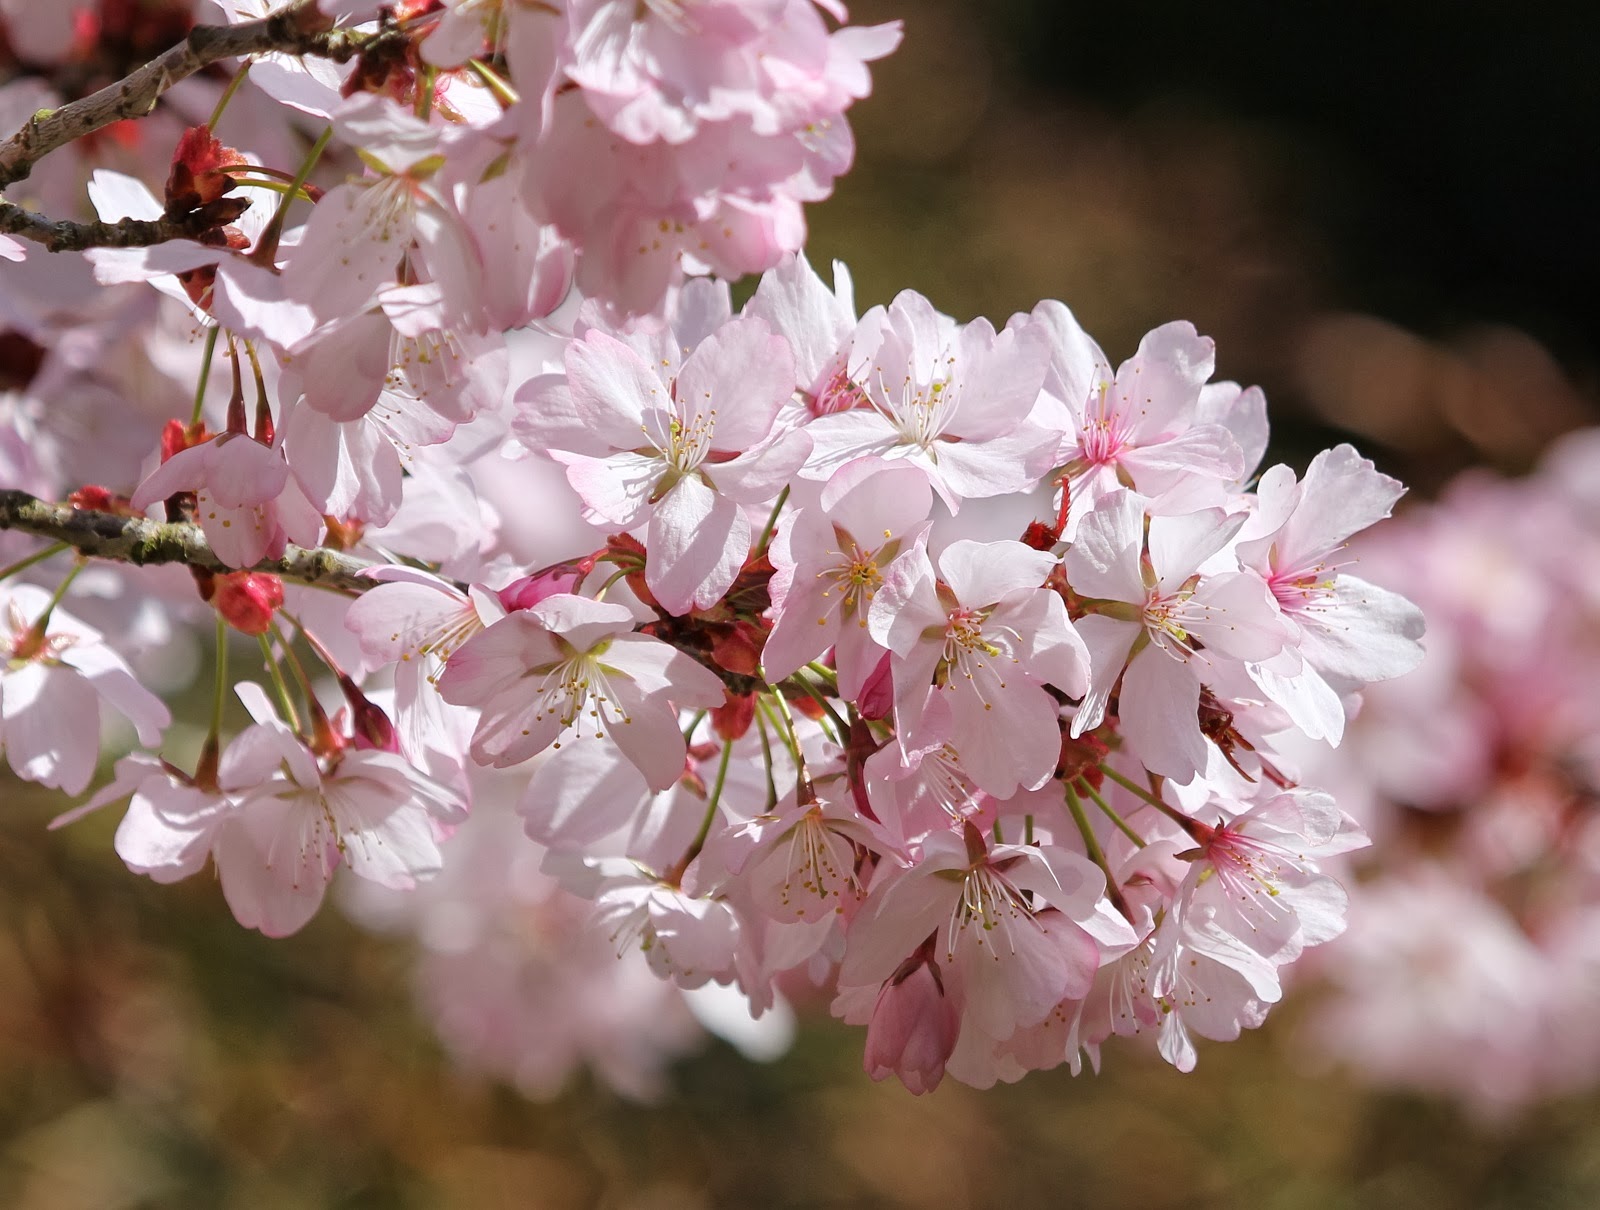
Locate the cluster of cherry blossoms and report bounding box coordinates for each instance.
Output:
[2,0,1429,1096]
[1298,429,1600,1118]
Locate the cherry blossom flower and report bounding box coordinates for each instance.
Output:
[1032,311,1246,535]
[763,456,932,697]
[436,593,727,790]
[519,315,807,613]
[1235,444,1426,741]
[129,431,323,569]
[857,939,963,1093]
[802,291,1056,508]
[212,718,467,935]
[286,96,484,327]
[839,825,1106,1049]
[0,584,170,795]
[1066,490,1287,781]
[870,539,1090,798]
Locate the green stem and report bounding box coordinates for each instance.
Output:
[1064,780,1133,921]
[415,65,437,121]
[755,706,777,811]
[271,621,316,704]
[674,736,734,879]
[209,615,228,741]
[36,555,85,619]
[788,674,848,746]
[755,485,789,556]
[1078,778,1146,849]
[466,59,520,108]
[681,708,707,745]
[1099,764,1192,827]
[756,694,800,769]
[804,660,839,690]
[593,567,630,601]
[191,324,219,426]
[194,614,230,788]
[254,124,332,265]
[766,688,813,802]
[0,541,68,583]
[207,61,252,130]
[257,633,301,731]
[227,178,305,198]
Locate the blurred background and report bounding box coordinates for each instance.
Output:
[6,1,1600,1206]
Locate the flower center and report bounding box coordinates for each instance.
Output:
[1080,383,1125,465]
[946,864,1032,960]
[531,652,631,743]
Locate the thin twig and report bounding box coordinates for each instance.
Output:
[0,0,394,190]
[0,196,249,253]
[0,489,374,593]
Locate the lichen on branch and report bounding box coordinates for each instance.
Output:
[0,489,374,593]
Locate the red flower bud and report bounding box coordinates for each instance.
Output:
[160,418,211,462]
[210,571,284,636]
[68,485,134,514]
[711,692,756,741]
[166,125,246,216]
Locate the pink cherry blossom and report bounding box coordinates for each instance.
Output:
[840,825,1106,1048]
[285,96,484,326]
[870,538,1089,798]
[519,315,806,613]
[858,941,963,1094]
[436,593,727,790]
[802,291,1056,509]
[0,584,170,795]
[1032,309,1247,536]
[743,250,861,415]
[1066,490,1287,781]
[763,456,932,697]
[129,432,323,569]
[1235,444,1426,741]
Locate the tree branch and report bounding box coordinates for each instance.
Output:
[0,490,374,594]
[0,1,394,190]
[0,196,250,252]
[0,490,756,697]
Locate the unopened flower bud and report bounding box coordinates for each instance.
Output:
[208,571,284,636]
[856,654,893,720]
[498,553,597,611]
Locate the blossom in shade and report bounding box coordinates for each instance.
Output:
[839,825,1106,1051]
[1,584,170,795]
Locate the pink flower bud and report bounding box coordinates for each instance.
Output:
[863,957,962,1095]
[336,673,400,753]
[856,654,893,720]
[497,554,597,612]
